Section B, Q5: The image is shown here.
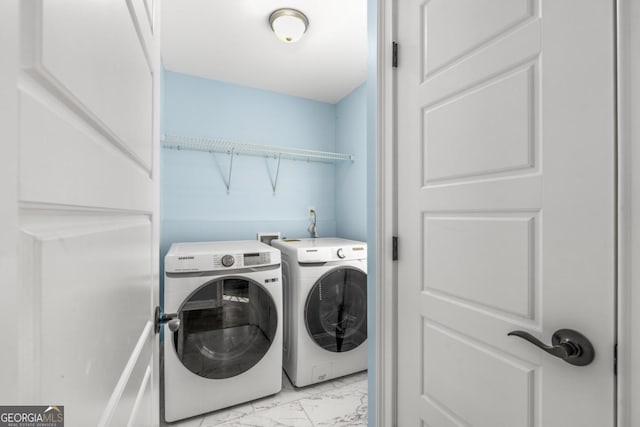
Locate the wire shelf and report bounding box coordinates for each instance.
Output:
[161,134,354,163]
[160,134,354,194]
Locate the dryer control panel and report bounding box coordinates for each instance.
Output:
[272,238,367,264]
[297,244,367,263]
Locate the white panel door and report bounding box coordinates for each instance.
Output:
[396,1,615,426]
[0,1,160,426]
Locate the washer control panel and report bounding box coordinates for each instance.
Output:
[165,241,281,273]
[213,252,271,269]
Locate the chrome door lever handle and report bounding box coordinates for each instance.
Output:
[508,329,595,366]
[154,306,178,334]
[167,318,181,332]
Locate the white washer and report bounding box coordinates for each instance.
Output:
[163,241,282,422]
[272,238,367,387]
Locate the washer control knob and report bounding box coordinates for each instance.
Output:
[221,254,235,267]
[337,248,346,259]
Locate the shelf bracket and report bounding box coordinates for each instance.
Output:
[269,154,282,195]
[225,148,235,194]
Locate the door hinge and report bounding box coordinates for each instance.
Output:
[392,42,398,68]
[392,236,398,261]
[614,343,618,376]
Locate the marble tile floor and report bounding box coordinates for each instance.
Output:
[164,371,368,427]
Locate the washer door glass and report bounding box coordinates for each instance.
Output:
[305,267,367,352]
[173,277,277,379]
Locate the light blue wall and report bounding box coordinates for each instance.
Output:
[161,71,338,264]
[336,84,368,242]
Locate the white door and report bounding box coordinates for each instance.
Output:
[0,1,160,426]
[396,1,615,426]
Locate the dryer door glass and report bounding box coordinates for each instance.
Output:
[305,267,367,352]
[172,277,278,379]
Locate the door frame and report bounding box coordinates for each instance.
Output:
[615,0,640,426]
[0,0,20,405]
[152,1,162,425]
[373,0,395,426]
[374,0,640,426]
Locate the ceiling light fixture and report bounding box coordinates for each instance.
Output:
[269,8,309,43]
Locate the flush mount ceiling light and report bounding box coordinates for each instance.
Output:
[269,8,309,43]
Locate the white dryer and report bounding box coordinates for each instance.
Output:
[272,238,367,387]
[163,241,282,422]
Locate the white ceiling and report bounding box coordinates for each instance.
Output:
[161,0,367,104]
